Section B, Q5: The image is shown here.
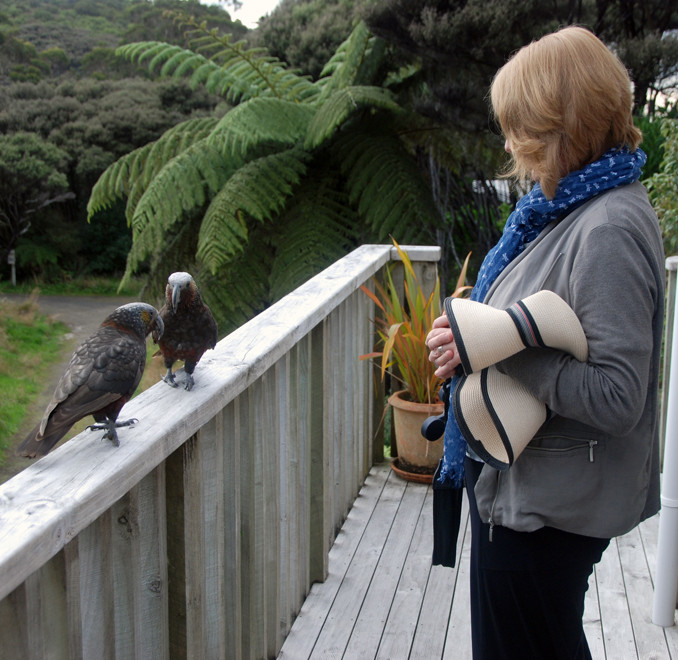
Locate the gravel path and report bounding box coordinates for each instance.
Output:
[0,293,137,484]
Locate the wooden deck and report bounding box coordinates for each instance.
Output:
[279,461,678,660]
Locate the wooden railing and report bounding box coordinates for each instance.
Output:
[0,244,441,660]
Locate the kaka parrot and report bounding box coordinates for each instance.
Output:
[155,272,218,391]
[17,302,164,458]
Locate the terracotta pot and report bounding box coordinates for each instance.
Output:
[388,390,444,478]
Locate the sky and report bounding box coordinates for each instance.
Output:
[202,0,283,29]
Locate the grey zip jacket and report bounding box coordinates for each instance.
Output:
[472,181,665,538]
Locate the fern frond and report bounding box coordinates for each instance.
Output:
[86,145,146,219]
[197,147,311,273]
[128,38,317,105]
[318,21,371,79]
[180,18,319,102]
[116,41,176,72]
[122,139,239,280]
[87,117,220,222]
[198,230,275,333]
[316,21,385,100]
[268,177,358,301]
[335,125,441,241]
[304,86,400,150]
[209,97,315,157]
[163,50,209,78]
[131,138,237,232]
[125,117,220,218]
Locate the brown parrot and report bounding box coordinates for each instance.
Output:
[154,271,218,391]
[17,302,164,458]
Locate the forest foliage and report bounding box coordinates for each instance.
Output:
[0,0,243,280]
[1,0,678,332]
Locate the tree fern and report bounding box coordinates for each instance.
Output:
[88,18,444,328]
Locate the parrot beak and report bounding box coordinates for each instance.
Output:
[172,284,182,314]
[154,315,165,341]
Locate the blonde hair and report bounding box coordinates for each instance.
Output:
[490,26,641,199]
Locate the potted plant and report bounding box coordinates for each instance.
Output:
[361,240,470,482]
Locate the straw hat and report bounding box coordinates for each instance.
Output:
[444,289,588,374]
[453,367,548,470]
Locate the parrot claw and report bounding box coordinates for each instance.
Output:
[183,374,195,391]
[115,418,138,427]
[88,418,138,447]
[162,370,178,387]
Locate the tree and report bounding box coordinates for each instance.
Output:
[647,118,678,257]
[0,76,220,277]
[584,0,678,114]
[362,0,678,125]
[253,0,364,79]
[87,16,446,332]
[0,131,72,263]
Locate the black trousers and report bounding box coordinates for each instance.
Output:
[465,457,610,660]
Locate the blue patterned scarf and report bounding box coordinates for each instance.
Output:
[437,145,647,488]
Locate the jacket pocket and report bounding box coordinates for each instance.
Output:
[525,435,600,462]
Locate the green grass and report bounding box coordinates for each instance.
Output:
[0,275,143,297]
[0,296,70,463]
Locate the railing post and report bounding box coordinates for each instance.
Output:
[309,323,329,584]
[652,256,678,627]
[660,256,678,465]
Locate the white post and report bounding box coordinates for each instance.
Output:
[652,257,678,627]
[7,250,15,287]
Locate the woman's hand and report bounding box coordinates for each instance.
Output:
[426,313,461,378]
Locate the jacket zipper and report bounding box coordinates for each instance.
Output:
[488,472,502,542]
[588,439,597,462]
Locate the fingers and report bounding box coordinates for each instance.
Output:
[427,333,461,377]
[429,343,454,366]
[426,328,453,358]
[431,313,451,329]
[432,348,460,378]
[426,326,452,347]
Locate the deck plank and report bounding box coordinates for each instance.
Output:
[441,514,472,660]
[595,538,637,658]
[309,472,408,658]
[343,481,427,658]
[583,560,605,660]
[277,467,390,659]
[278,461,672,660]
[375,487,437,659]
[618,527,671,659]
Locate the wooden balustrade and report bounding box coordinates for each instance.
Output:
[0,244,441,660]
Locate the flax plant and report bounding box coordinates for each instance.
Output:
[361,241,471,404]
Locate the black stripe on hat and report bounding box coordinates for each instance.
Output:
[444,297,473,374]
[480,368,514,468]
[506,300,545,349]
[453,373,510,471]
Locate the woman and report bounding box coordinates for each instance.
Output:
[426,27,665,659]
